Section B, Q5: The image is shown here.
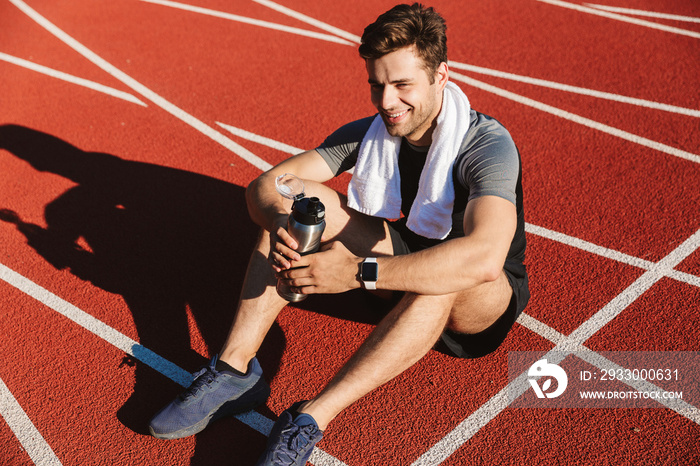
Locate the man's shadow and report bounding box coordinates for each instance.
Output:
[0,125,295,463]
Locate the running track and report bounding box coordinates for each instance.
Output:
[1,0,699,464]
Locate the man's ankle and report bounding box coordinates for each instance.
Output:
[296,399,333,431]
[214,358,247,376]
[218,351,254,375]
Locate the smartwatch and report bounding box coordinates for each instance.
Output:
[360,257,378,290]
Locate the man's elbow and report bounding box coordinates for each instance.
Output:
[245,173,261,198]
[477,263,501,283]
[477,254,506,283]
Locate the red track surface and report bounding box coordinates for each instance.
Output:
[1,0,699,465]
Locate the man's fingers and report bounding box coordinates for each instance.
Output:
[277,263,311,280]
[275,226,298,251]
[269,236,301,267]
[279,279,315,295]
[269,251,291,270]
[275,241,300,263]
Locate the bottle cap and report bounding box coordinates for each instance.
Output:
[275,173,305,201]
[292,197,326,225]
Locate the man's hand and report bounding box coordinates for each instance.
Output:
[268,214,301,272]
[275,241,363,295]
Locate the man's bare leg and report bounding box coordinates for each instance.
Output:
[218,229,290,373]
[299,272,513,430]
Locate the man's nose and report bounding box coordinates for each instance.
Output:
[380,85,398,110]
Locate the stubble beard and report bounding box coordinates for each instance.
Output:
[383,106,430,141]
[382,91,439,143]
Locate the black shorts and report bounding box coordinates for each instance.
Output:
[387,219,530,359]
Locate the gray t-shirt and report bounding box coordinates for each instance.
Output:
[316,109,526,264]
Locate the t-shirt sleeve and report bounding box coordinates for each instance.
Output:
[315,116,375,176]
[455,113,519,206]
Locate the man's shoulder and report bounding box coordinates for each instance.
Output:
[316,115,377,176]
[454,109,520,192]
[457,110,517,160]
[317,115,375,150]
[462,110,514,148]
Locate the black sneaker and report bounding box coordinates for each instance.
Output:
[149,355,270,439]
[255,402,323,466]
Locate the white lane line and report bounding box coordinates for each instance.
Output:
[669,269,700,288]
[585,4,700,23]
[218,122,361,177]
[139,0,354,46]
[410,375,523,466]
[310,449,352,466]
[0,268,269,434]
[226,3,700,165]
[449,71,700,164]
[252,0,361,44]
[536,0,700,39]
[0,52,147,107]
[9,0,272,173]
[517,312,568,344]
[414,344,700,465]
[217,122,302,155]
[448,61,700,118]
[0,377,62,466]
[413,228,700,464]
[525,223,654,270]
[237,3,700,123]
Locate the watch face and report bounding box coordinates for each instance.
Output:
[362,261,378,282]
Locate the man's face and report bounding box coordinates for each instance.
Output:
[366,46,447,146]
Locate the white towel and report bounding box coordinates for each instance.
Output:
[347,81,471,239]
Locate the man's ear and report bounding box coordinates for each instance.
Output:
[435,61,449,90]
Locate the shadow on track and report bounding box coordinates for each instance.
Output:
[0,124,290,464]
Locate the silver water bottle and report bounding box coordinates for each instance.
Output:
[275,174,326,302]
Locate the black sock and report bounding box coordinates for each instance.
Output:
[215,358,247,376]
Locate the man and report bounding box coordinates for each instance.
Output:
[149,3,529,465]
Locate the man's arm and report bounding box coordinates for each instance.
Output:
[375,195,516,294]
[280,194,517,296]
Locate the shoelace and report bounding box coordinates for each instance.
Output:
[178,366,218,401]
[272,425,318,463]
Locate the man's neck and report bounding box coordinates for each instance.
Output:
[404,138,430,153]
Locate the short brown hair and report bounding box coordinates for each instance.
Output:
[359,3,447,78]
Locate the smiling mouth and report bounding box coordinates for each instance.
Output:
[384,108,409,123]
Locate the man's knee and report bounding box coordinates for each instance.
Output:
[446,272,513,334]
